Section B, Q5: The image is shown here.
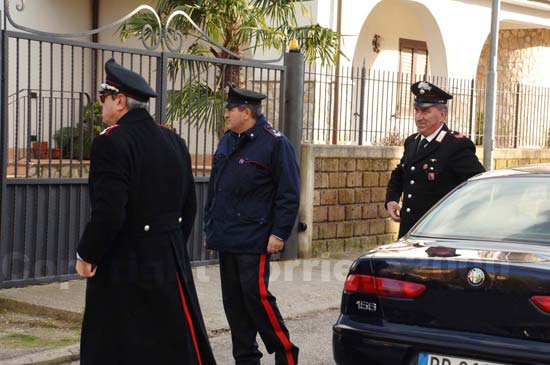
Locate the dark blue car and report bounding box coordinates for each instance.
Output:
[334,165,550,365]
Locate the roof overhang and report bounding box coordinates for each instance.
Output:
[504,0,550,11]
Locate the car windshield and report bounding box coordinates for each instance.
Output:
[411,176,550,245]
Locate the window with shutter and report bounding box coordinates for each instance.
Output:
[397,39,429,116]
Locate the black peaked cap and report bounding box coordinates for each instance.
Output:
[103,58,157,102]
[225,83,266,108]
[411,81,452,108]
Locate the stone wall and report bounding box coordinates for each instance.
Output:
[476,29,550,148]
[298,145,403,258]
[310,156,398,256]
[477,28,550,86]
[298,144,550,258]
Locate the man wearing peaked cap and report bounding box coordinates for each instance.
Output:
[76,58,216,364]
[205,84,300,365]
[385,80,485,238]
[102,57,157,102]
[410,80,452,108]
[225,83,267,108]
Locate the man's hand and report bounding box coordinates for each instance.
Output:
[386,201,401,222]
[267,235,284,254]
[76,259,97,278]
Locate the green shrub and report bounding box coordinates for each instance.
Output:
[53,101,102,159]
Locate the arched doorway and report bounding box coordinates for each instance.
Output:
[351,0,448,144]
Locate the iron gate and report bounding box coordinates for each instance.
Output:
[0,16,294,287]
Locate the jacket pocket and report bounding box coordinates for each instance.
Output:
[236,211,266,225]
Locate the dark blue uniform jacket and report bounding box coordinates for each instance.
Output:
[204,115,300,254]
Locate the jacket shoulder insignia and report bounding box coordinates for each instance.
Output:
[264,125,283,138]
[406,133,419,142]
[435,130,448,143]
[100,125,120,135]
[450,130,465,139]
[158,124,176,133]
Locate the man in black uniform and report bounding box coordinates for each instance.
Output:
[205,84,300,365]
[75,58,216,365]
[386,81,485,238]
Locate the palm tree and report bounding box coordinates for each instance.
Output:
[120,0,343,136]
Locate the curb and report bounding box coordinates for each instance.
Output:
[0,345,79,365]
[0,296,82,323]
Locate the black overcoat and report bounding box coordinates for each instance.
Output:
[386,124,485,238]
[77,108,216,365]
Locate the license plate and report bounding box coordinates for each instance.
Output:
[418,353,505,365]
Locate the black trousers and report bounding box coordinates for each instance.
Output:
[219,253,299,365]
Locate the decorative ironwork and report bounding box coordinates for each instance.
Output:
[164,10,285,63]
[4,0,284,62]
[5,1,162,50]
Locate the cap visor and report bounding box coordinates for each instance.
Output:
[414,101,442,109]
[225,102,242,108]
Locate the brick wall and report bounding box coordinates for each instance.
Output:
[311,156,399,256]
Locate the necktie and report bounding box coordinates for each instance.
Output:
[416,137,427,153]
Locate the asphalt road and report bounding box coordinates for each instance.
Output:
[62,308,340,365]
[210,308,339,365]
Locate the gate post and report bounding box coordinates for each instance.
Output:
[281,41,304,260]
[283,43,304,160]
[0,29,8,283]
[155,53,168,125]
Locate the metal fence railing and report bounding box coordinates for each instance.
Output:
[5,32,285,179]
[5,34,161,179]
[302,63,550,148]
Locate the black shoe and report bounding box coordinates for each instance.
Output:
[275,347,299,365]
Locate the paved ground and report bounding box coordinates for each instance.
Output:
[0,257,356,334]
[0,253,364,364]
[59,308,341,365]
[210,308,340,365]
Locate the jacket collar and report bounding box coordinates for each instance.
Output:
[230,114,268,141]
[245,115,268,140]
[116,108,152,125]
[406,124,449,165]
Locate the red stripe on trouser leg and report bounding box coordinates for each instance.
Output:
[258,254,295,365]
[176,273,203,365]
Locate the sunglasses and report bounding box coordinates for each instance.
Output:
[99,92,117,103]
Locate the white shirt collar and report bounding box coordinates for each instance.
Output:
[421,124,444,142]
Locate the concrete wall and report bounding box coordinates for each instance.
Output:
[3,0,93,36]
[298,144,550,258]
[98,0,155,48]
